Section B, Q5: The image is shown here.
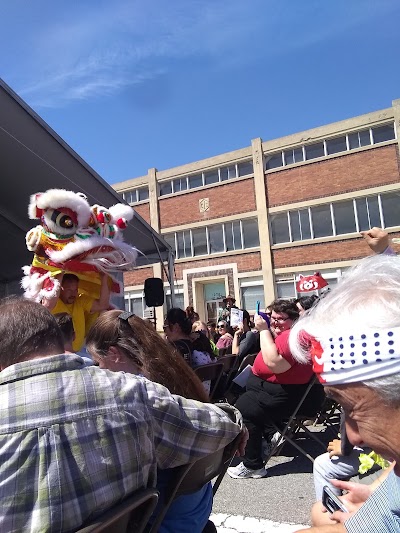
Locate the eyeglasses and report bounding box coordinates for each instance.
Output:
[217,324,226,329]
[270,316,290,324]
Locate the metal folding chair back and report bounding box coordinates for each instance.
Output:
[148,434,240,533]
[218,355,237,375]
[194,361,224,401]
[76,488,159,533]
[264,375,326,464]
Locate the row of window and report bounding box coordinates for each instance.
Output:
[158,160,254,197]
[266,123,396,170]
[122,186,149,204]
[120,159,254,204]
[270,191,400,245]
[163,218,260,259]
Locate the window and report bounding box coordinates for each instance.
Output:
[276,281,296,299]
[225,221,242,251]
[310,205,333,238]
[372,124,395,144]
[137,187,149,201]
[241,285,265,310]
[208,225,224,254]
[367,196,381,228]
[204,170,219,186]
[299,209,312,240]
[163,233,176,252]
[173,177,187,193]
[348,130,371,149]
[177,231,191,259]
[159,181,172,196]
[163,218,259,258]
[192,227,208,256]
[356,196,381,230]
[333,200,357,235]
[125,292,145,317]
[305,142,325,160]
[237,161,254,176]
[284,147,304,165]
[271,191,400,246]
[270,212,290,244]
[220,165,237,181]
[265,123,395,173]
[188,174,203,189]
[381,191,400,228]
[242,218,260,248]
[266,153,283,170]
[326,136,347,155]
[166,291,184,311]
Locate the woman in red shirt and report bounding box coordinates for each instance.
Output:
[228,299,323,479]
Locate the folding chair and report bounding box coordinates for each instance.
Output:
[194,361,224,401]
[148,434,241,533]
[224,353,258,404]
[211,355,238,401]
[313,397,341,437]
[263,375,327,464]
[76,488,159,533]
[218,346,232,357]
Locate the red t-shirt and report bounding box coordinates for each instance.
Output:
[252,329,313,384]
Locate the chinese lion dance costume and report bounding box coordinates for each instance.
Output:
[21,188,138,302]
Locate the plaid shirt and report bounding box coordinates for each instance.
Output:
[0,354,241,532]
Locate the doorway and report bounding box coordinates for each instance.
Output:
[204,282,225,323]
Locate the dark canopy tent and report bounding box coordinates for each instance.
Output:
[0,78,174,297]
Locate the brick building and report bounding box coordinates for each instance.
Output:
[113,99,400,326]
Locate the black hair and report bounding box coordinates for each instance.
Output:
[165,307,192,335]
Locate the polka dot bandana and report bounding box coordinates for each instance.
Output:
[310,328,400,385]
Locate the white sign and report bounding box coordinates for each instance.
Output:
[230,308,243,328]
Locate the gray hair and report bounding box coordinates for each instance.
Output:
[289,255,400,406]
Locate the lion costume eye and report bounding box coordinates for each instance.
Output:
[48,209,76,230]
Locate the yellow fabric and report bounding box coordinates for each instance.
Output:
[31,256,103,300]
[52,295,94,352]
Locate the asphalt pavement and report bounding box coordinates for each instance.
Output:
[211,424,337,530]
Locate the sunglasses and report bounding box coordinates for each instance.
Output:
[217,324,226,328]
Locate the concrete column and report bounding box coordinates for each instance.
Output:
[392,99,400,154]
[251,138,275,304]
[148,167,160,232]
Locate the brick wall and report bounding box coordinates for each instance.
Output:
[133,203,151,224]
[124,267,154,287]
[159,179,256,228]
[173,252,261,279]
[266,145,400,207]
[272,231,400,268]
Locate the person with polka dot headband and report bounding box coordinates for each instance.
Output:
[290,254,400,533]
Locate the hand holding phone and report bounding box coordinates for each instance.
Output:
[322,485,348,514]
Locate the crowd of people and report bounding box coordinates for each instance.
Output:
[0,227,400,531]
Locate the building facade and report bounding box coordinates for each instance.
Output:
[113,99,400,326]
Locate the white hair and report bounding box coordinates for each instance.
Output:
[289,255,400,405]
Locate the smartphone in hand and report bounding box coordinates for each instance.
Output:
[256,300,260,315]
[322,486,348,514]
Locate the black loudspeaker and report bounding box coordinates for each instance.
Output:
[144,278,165,307]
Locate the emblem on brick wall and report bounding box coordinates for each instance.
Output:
[199,198,209,213]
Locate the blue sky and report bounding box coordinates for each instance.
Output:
[1,0,399,184]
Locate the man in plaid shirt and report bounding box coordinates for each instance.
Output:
[0,299,244,532]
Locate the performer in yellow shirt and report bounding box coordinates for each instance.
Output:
[42,272,110,352]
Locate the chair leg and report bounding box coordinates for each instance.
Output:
[296,421,328,451]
